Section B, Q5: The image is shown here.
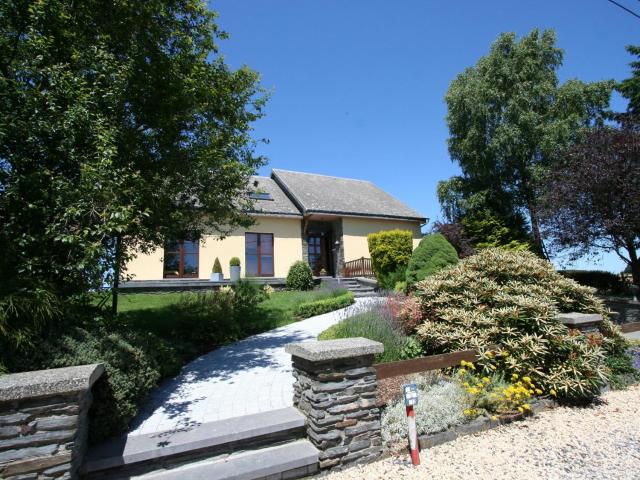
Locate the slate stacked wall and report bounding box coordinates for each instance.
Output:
[291,352,383,470]
[0,365,103,480]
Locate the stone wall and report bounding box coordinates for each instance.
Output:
[286,338,384,471]
[602,297,640,325]
[0,364,104,480]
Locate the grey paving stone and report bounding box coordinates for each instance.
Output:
[127,298,381,437]
[84,407,305,475]
[139,439,318,480]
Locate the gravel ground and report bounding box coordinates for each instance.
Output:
[325,385,640,480]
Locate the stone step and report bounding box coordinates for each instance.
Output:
[132,439,318,480]
[83,407,308,479]
[353,291,379,298]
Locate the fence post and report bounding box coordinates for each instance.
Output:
[286,338,384,471]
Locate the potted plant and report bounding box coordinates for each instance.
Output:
[210,257,223,282]
[230,257,241,282]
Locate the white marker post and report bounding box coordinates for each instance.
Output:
[403,383,420,466]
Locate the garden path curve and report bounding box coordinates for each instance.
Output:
[128,297,380,436]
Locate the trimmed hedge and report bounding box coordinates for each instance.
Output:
[294,291,355,319]
[286,261,314,291]
[559,270,628,295]
[367,229,413,290]
[406,233,459,285]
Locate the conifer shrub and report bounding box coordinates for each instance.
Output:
[406,233,459,285]
[212,257,222,273]
[367,229,413,290]
[414,248,627,400]
[286,261,314,291]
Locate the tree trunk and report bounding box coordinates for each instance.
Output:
[627,242,640,287]
[111,235,121,316]
[527,201,547,259]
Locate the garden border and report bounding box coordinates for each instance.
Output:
[374,345,497,380]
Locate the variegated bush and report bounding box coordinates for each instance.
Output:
[414,248,627,400]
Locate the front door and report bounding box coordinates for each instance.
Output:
[307,235,329,276]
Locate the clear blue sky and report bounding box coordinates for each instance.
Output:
[211,0,638,273]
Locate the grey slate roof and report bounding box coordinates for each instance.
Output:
[271,169,426,221]
[248,176,302,217]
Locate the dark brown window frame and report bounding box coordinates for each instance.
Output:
[163,240,199,278]
[245,232,274,277]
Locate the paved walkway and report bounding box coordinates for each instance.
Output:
[128,298,379,436]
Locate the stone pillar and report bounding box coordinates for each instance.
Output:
[557,312,603,334]
[285,338,384,470]
[0,364,104,480]
[332,218,345,277]
[301,221,309,266]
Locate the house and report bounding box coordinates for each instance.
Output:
[124,169,427,281]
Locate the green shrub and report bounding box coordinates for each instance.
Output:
[382,377,470,447]
[406,233,458,285]
[559,270,628,295]
[378,267,408,291]
[11,324,167,443]
[414,248,628,401]
[0,282,61,353]
[176,281,267,344]
[393,281,407,294]
[294,291,354,319]
[212,257,222,274]
[605,351,640,389]
[286,261,314,291]
[318,301,417,363]
[230,257,241,267]
[367,230,413,289]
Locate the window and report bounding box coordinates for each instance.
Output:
[250,191,274,201]
[245,233,274,276]
[163,240,199,278]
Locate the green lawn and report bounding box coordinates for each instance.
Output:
[117,287,348,337]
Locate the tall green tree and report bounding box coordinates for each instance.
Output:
[0,0,265,339]
[618,45,640,113]
[442,29,613,256]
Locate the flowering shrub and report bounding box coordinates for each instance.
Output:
[262,284,275,296]
[457,360,541,418]
[414,248,628,400]
[385,294,423,335]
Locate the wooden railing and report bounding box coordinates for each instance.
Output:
[342,257,374,278]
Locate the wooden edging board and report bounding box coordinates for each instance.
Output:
[373,347,495,380]
[620,321,640,334]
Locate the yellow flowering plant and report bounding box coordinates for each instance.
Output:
[456,360,540,418]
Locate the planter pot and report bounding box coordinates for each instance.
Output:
[210,272,223,282]
[230,265,241,282]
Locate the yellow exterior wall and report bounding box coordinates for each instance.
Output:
[124,216,303,280]
[342,217,422,262]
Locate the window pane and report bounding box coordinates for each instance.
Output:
[183,254,198,276]
[165,240,179,252]
[246,254,258,275]
[163,252,180,276]
[260,234,273,254]
[261,255,273,275]
[183,240,199,254]
[246,234,258,255]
